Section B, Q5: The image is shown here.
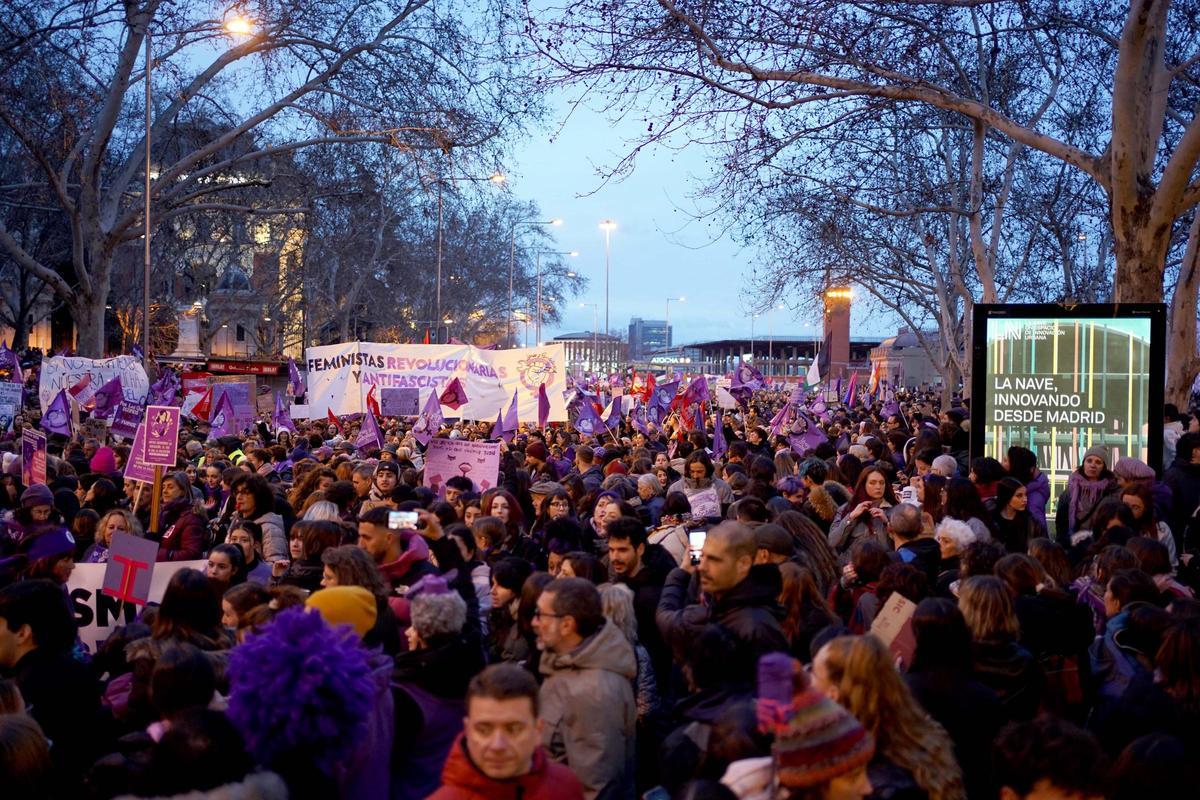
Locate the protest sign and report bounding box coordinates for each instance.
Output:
[68,560,205,651]
[687,487,721,519]
[123,422,157,483]
[20,428,46,486]
[422,438,500,496]
[102,533,160,605]
[380,387,420,416]
[305,342,568,423]
[212,378,256,432]
[870,591,918,669]
[38,355,149,412]
[0,382,21,422]
[143,405,181,466]
[111,399,145,440]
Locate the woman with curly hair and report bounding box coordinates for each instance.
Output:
[776,509,839,595]
[812,634,966,800]
[287,466,336,512]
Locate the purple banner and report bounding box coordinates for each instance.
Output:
[143,405,180,467]
[110,399,145,441]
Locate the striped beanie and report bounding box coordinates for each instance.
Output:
[773,665,875,788]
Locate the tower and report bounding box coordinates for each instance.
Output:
[823,287,852,380]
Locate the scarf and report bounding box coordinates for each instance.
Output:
[1066,471,1115,534]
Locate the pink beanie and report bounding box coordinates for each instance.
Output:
[90,446,117,474]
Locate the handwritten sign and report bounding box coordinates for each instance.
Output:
[110,399,146,441]
[143,405,181,467]
[422,438,500,496]
[687,487,721,519]
[381,387,420,417]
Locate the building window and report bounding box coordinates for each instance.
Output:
[236,324,246,342]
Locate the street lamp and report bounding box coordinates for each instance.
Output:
[534,250,577,344]
[510,218,563,347]
[665,296,684,351]
[580,302,599,373]
[598,220,616,371]
[141,12,255,368]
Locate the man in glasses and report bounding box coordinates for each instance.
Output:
[531,577,635,800]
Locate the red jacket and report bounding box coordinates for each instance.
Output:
[156,499,206,561]
[425,735,583,800]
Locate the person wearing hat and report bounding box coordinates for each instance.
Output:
[15,484,60,531]
[1054,446,1119,546]
[19,528,77,584]
[393,575,486,800]
[372,460,399,502]
[524,440,558,481]
[529,480,563,522]
[721,655,874,800]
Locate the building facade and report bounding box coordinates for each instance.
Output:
[628,317,670,360]
[553,331,629,375]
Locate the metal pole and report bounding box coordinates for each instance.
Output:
[591,306,597,373]
[603,228,611,370]
[143,29,152,365]
[435,180,443,344]
[508,226,515,348]
[768,311,773,379]
[535,251,542,345]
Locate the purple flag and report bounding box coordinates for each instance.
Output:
[39,389,72,436]
[413,390,444,447]
[692,402,705,433]
[603,396,623,431]
[630,408,650,435]
[842,372,858,406]
[490,411,504,440]
[712,407,727,460]
[356,407,384,451]
[651,380,679,413]
[767,401,792,439]
[574,398,606,438]
[680,375,709,409]
[210,392,236,437]
[537,383,550,429]
[273,392,296,433]
[9,357,22,385]
[499,390,519,443]
[732,359,763,392]
[92,376,123,420]
[287,358,304,397]
[148,367,179,406]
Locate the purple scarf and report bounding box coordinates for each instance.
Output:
[1066,471,1116,534]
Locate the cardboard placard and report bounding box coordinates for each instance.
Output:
[870,591,918,670]
[422,438,500,496]
[20,428,47,486]
[101,533,160,606]
[381,387,420,417]
[143,405,181,467]
[123,423,157,483]
[68,560,206,652]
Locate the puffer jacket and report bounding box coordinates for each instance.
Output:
[427,735,584,800]
[230,510,287,562]
[539,620,637,800]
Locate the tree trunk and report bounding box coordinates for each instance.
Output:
[1165,215,1200,407]
[73,293,108,357]
[1111,214,1172,303]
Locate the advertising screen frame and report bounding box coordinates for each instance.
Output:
[970,303,1166,475]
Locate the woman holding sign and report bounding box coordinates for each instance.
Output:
[156,472,206,562]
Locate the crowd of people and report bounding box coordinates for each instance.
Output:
[0,375,1198,800]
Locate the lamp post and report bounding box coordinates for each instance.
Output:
[510,218,562,347]
[665,296,684,352]
[142,13,254,366]
[598,220,616,368]
[580,302,598,373]
[533,250,577,344]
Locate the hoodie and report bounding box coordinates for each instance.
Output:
[539,620,637,800]
[427,735,584,800]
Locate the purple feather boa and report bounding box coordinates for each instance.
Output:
[226,607,375,776]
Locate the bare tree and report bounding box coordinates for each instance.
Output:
[0,0,535,355]
[528,0,1200,402]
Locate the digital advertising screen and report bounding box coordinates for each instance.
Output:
[970,304,1165,516]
